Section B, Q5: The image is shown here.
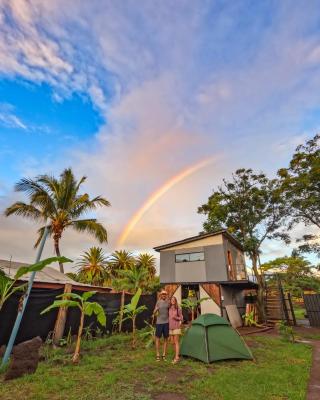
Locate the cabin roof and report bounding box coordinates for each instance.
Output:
[0,259,111,291]
[153,230,243,252]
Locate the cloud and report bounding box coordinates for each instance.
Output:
[1,0,320,264]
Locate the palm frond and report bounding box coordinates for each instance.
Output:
[4,202,42,220]
[71,219,108,243]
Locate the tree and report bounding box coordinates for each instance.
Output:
[198,168,289,320]
[0,256,71,312]
[278,134,320,255]
[76,247,110,286]
[108,250,135,278]
[136,253,156,281]
[115,266,149,292]
[5,168,110,273]
[121,288,147,348]
[41,291,106,363]
[261,255,320,297]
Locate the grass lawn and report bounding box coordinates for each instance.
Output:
[0,333,312,400]
[294,305,306,320]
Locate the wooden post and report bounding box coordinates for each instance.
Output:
[53,283,72,345]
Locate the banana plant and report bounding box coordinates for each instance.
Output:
[122,288,147,348]
[0,256,72,312]
[41,291,106,363]
[181,297,210,321]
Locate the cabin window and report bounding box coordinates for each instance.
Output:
[175,252,204,263]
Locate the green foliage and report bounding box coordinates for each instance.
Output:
[110,250,159,294]
[242,311,262,327]
[181,297,209,320]
[0,256,72,311]
[41,290,106,362]
[278,134,320,255]
[198,168,289,261]
[277,320,296,343]
[139,320,156,349]
[122,288,147,347]
[76,247,110,286]
[5,168,110,273]
[261,255,320,297]
[14,256,72,280]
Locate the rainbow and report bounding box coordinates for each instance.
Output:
[117,157,215,247]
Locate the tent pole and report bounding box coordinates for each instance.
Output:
[1,225,49,367]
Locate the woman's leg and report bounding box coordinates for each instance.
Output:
[174,335,180,360]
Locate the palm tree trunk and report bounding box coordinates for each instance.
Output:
[54,238,64,273]
[72,310,84,363]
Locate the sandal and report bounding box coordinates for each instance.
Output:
[156,355,161,362]
[162,355,167,361]
[172,358,180,364]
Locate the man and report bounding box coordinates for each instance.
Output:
[153,289,170,361]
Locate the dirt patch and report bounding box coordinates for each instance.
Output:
[307,341,320,400]
[153,393,187,400]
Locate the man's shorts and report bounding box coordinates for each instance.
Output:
[155,323,169,339]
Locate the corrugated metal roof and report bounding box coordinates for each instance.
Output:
[0,259,91,287]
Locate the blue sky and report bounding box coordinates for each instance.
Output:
[0,0,320,265]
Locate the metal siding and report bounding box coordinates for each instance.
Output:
[304,294,320,327]
[204,245,228,281]
[159,251,175,283]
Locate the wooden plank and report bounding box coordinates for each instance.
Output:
[53,283,72,345]
[201,283,221,306]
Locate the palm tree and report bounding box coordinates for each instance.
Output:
[76,247,109,286]
[116,266,149,292]
[108,250,135,278]
[136,253,156,281]
[5,168,110,273]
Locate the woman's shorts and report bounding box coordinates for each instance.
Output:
[169,329,181,335]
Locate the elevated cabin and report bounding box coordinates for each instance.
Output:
[154,230,257,321]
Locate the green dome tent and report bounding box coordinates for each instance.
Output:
[180,313,253,363]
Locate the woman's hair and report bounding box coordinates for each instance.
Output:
[170,296,178,308]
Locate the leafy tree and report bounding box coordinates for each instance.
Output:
[5,168,110,273]
[261,255,320,297]
[0,256,71,312]
[198,168,289,320]
[41,291,106,363]
[108,250,135,278]
[121,288,147,348]
[76,247,110,286]
[278,134,320,255]
[136,253,156,281]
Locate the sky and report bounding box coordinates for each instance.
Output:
[0,0,320,269]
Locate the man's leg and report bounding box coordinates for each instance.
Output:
[163,338,168,357]
[155,337,161,358]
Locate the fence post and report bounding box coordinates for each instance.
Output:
[53,283,72,345]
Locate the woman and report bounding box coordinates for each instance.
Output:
[169,296,183,364]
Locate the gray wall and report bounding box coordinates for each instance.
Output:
[221,285,246,318]
[204,244,228,281]
[160,243,229,283]
[175,261,206,282]
[159,251,175,283]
